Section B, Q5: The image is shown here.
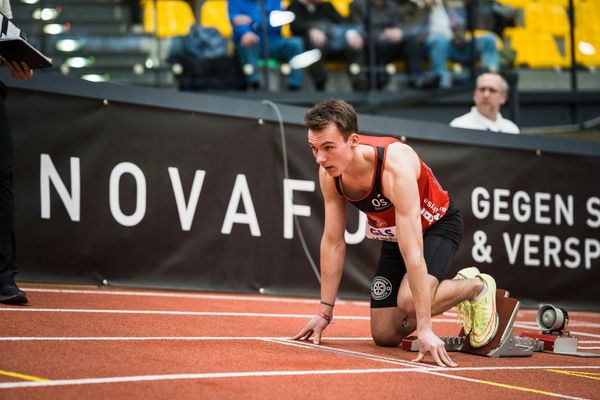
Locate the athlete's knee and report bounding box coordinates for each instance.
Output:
[371,329,403,347]
[371,315,415,347]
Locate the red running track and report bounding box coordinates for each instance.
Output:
[1,283,599,399]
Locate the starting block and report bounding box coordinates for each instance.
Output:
[401,289,600,358]
[402,289,538,358]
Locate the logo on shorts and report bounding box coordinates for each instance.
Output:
[371,276,392,301]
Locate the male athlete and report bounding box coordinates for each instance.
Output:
[293,99,498,367]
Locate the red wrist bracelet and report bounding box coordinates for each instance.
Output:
[317,312,332,324]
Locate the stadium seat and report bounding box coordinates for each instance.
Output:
[569,29,600,68]
[532,0,568,7]
[200,0,233,38]
[143,0,196,38]
[524,3,570,37]
[328,0,351,17]
[575,0,600,33]
[496,0,530,9]
[509,28,568,68]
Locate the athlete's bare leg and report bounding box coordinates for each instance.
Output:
[370,275,483,347]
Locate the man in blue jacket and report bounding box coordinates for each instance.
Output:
[228,0,305,90]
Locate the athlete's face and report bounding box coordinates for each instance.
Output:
[308,123,358,177]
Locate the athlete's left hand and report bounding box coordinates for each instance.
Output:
[292,313,330,345]
[413,328,458,367]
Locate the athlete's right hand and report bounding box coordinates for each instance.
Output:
[292,313,331,345]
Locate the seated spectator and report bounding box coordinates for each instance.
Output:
[424,0,500,88]
[287,0,367,91]
[450,72,519,134]
[349,0,430,90]
[228,0,305,90]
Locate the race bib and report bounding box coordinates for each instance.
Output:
[365,225,398,242]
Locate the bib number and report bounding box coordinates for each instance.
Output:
[366,225,397,242]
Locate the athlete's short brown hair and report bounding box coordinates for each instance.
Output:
[304,99,358,141]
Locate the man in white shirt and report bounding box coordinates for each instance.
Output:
[450,72,520,134]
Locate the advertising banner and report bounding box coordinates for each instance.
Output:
[8,80,600,307]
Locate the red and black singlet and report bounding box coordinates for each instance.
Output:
[334,135,450,241]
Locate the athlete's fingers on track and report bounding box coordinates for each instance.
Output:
[312,332,321,345]
[292,328,312,341]
[412,352,425,363]
[440,349,457,367]
[430,348,445,367]
[299,330,314,341]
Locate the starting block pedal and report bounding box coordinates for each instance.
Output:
[459,289,535,357]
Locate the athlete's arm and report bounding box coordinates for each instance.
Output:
[293,166,346,344]
[383,143,455,367]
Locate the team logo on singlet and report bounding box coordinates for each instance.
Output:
[371,276,392,301]
[371,194,391,212]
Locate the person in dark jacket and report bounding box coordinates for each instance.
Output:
[288,0,367,91]
[349,0,428,89]
[1,0,33,305]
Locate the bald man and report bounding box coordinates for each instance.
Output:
[450,73,519,134]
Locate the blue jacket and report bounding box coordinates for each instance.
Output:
[228,0,283,44]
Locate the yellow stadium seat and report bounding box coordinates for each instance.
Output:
[496,0,530,9]
[200,0,233,38]
[509,28,568,68]
[143,0,196,38]
[532,0,568,7]
[280,0,292,38]
[524,3,570,36]
[328,0,351,17]
[575,0,600,32]
[568,29,600,68]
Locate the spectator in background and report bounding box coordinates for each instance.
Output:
[349,0,429,90]
[450,72,519,134]
[288,0,367,91]
[424,0,499,88]
[228,0,305,90]
[1,0,32,305]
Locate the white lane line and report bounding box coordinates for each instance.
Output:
[0,336,373,341]
[265,338,430,369]
[2,308,598,338]
[1,335,595,354]
[518,309,600,319]
[1,366,599,392]
[268,340,598,399]
[0,308,369,320]
[0,308,455,324]
[20,287,361,306]
[510,323,600,339]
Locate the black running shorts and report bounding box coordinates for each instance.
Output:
[370,201,464,308]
